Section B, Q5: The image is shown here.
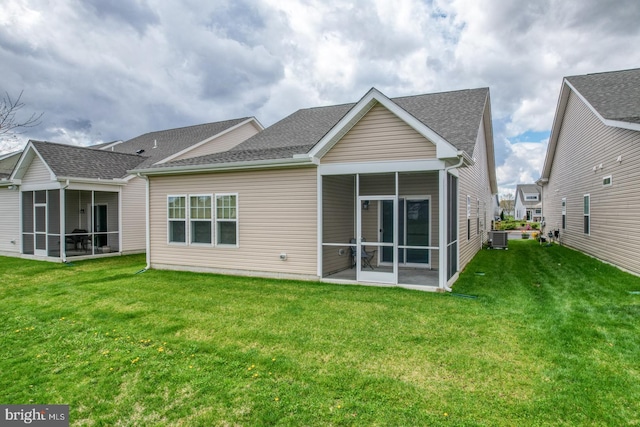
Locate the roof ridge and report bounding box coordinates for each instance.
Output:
[129,117,251,139]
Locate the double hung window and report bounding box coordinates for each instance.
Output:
[167,193,238,246]
[168,196,186,243]
[583,194,590,235]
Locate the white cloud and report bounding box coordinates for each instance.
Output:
[1,0,640,195]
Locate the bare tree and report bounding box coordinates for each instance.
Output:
[500,192,515,217]
[0,90,43,140]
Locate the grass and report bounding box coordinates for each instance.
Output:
[1,241,639,426]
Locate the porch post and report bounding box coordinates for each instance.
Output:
[60,188,66,261]
[438,168,446,289]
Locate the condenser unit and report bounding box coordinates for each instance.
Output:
[488,231,508,249]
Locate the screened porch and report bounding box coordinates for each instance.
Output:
[21,189,120,259]
[320,171,459,289]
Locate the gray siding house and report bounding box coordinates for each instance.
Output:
[514,184,542,222]
[134,87,498,291]
[538,68,640,274]
[0,118,262,260]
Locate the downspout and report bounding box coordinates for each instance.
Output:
[137,173,151,272]
[442,155,465,292]
[61,180,70,263]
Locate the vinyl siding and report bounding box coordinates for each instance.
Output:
[170,121,261,161]
[22,155,52,185]
[543,90,640,275]
[0,189,20,254]
[149,167,318,277]
[321,104,437,164]
[121,177,147,253]
[458,116,494,270]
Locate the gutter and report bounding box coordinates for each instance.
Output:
[137,173,151,272]
[56,177,128,186]
[131,156,318,177]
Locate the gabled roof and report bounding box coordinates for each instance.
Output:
[516,184,541,208]
[12,140,146,181]
[0,151,21,179]
[110,118,259,168]
[141,87,491,173]
[540,68,640,182]
[565,68,640,125]
[10,118,259,182]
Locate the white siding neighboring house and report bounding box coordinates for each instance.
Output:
[134,87,498,292]
[514,184,542,221]
[0,118,262,262]
[0,152,22,255]
[537,68,640,275]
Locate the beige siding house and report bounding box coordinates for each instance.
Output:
[538,68,640,275]
[135,88,498,291]
[1,118,262,261]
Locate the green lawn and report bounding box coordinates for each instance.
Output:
[1,241,639,426]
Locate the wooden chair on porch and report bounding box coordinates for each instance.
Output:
[349,238,377,270]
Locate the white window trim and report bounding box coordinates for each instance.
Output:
[167,194,187,245]
[602,175,612,187]
[189,194,214,246]
[215,193,239,248]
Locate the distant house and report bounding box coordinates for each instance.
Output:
[0,118,262,260]
[538,68,640,275]
[134,87,498,291]
[514,184,542,222]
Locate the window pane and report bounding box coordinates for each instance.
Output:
[169,221,186,243]
[216,195,237,219]
[583,195,590,215]
[190,196,211,219]
[217,221,237,245]
[169,196,186,219]
[191,221,212,244]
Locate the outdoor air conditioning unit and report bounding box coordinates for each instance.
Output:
[488,231,508,249]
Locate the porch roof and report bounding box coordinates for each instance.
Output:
[138,87,490,173]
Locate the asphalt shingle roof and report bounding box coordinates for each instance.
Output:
[111,118,251,168]
[566,68,640,124]
[31,140,147,179]
[516,184,542,208]
[153,88,489,169]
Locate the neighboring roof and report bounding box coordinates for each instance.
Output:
[146,87,490,170]
[565,68,640,125]
[540,68,640,182]
[0,151,21,179]
[110,118,256,168]
[10,118,259,182]
[28,140,146,180]
[516,184,542,207]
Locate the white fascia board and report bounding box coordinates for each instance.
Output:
[133,156,317,176]
[10,142,57,181]
[541,81,572,180]
[565,80,640,131]
[156,118,264,165]
[308,87,459,160]
[56,176,128,186]
[318,159,446,176]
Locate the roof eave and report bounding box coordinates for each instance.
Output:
[56,176,129,186]
[132,156,318,176]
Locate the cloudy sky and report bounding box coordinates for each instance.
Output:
[1,0,639,195]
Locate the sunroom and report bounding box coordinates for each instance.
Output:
[21,189,120,259]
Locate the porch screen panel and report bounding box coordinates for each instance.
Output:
[48,235,61,257]
[22,191,34,254]
[447,174,458,280]
[22,192,34,233]
[48,190,60,234]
